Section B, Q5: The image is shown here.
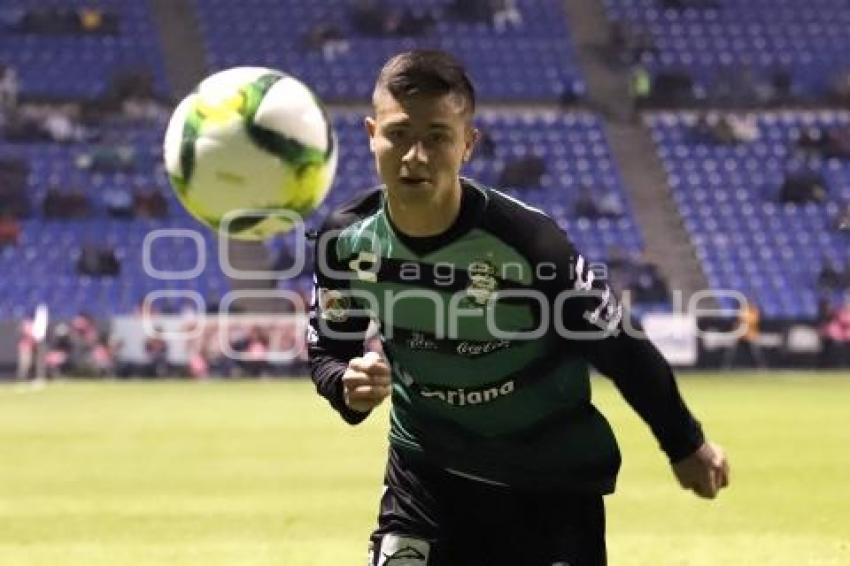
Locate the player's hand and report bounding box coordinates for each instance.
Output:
[672,441,730,499]
[342,351,391,413]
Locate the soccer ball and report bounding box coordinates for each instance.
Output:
[163,67,337,240]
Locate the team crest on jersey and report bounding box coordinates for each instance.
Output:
[318,288,350,322]
[463,260,498,307]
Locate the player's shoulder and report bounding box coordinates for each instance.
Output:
[484,186,556,230]
[319,186,383,233]
[480,185,578,260]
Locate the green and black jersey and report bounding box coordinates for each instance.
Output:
[308,178,704,493]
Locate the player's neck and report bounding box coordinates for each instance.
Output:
[385,179,463,238]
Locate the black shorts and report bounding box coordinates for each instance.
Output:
[369,446,607,566]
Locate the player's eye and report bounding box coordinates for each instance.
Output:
[427,131,450,144]
[385,128,409,142]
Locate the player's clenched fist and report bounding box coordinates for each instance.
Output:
[672,441,730,499]
[343,351,392,413]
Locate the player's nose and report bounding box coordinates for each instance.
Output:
[402,140,428,164]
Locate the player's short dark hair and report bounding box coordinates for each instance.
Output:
[373,49,476,115]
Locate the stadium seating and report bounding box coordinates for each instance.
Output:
[193,0,585,102]
[604,0,850,99]
[0,0,170,100]
[647,110,850,319]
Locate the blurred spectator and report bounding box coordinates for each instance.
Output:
[778,169,828,204]
[203,321,234,377]
[473,129,496,159]
[630,261,670,304]
[711,66,774,107]
[447,0,491,23]
[835,203,850,233]
[77,243,121,277]
[143,326,170,378]
[13,7,118,35]
[20,313,108,379]
[3,108,49,142]
[0,159,29,206]
[601,248,669,305]
[62,313,103,376]
[133,189,168,218]
[302,23,350,61]
[628,65,652,113]
[0,211,21,247]
[0,64,18,111]
[574,185,624,219]
[43,188,92,219]
[77,7,119,34]
[497,154,546,188]
[821,128,850,159]
[818,261,850,290]
[695,112,759,144]
[612,23,657,65]
[42,107,86,143]
[5,105,86,143]
[574,186,598,218]
[821,300,850,367]
[648,71,694,106]
[797,126,850,159]
[722,300,767,369]
[205,293,222,314]
[103,186,135,219]
[103,69,158,107]
[382,8,435,37]
[90,335,116,377]
[829,71,850,107]
[768,70,794,106]
[76,144,137,172]
[491,0,522,32]
[232,325,271,377]
[16,8,77,34]
[348,0,433,37]
[17,318,36,380]
[604,246,635,296]
[121,97,170,123]
[349,0,383,35]
[45,323,72,378]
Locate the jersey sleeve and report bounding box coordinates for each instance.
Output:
[307,220,372,425]
[535,217,705,463]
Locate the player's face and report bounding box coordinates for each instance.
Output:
[366,90,478,204]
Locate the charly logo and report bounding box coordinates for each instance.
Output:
[349,251,379,282]
[318,288,350,322]
[306,324,319,345]
[382,546,426,563]
[463,260,497,306]
[377,534,430,565]
[456,339,510,357]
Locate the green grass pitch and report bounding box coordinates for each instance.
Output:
[1,373,848,565]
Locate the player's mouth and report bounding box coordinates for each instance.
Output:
[399,175,431,186]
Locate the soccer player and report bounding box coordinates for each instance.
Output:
[308,49,729,566]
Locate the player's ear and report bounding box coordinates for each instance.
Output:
[463,126,480,162]
[365,116,377,153]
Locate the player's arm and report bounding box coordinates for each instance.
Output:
[537,220,728,497]
[308,227,389,424]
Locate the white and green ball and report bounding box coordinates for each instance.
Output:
[163,67,337,240]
